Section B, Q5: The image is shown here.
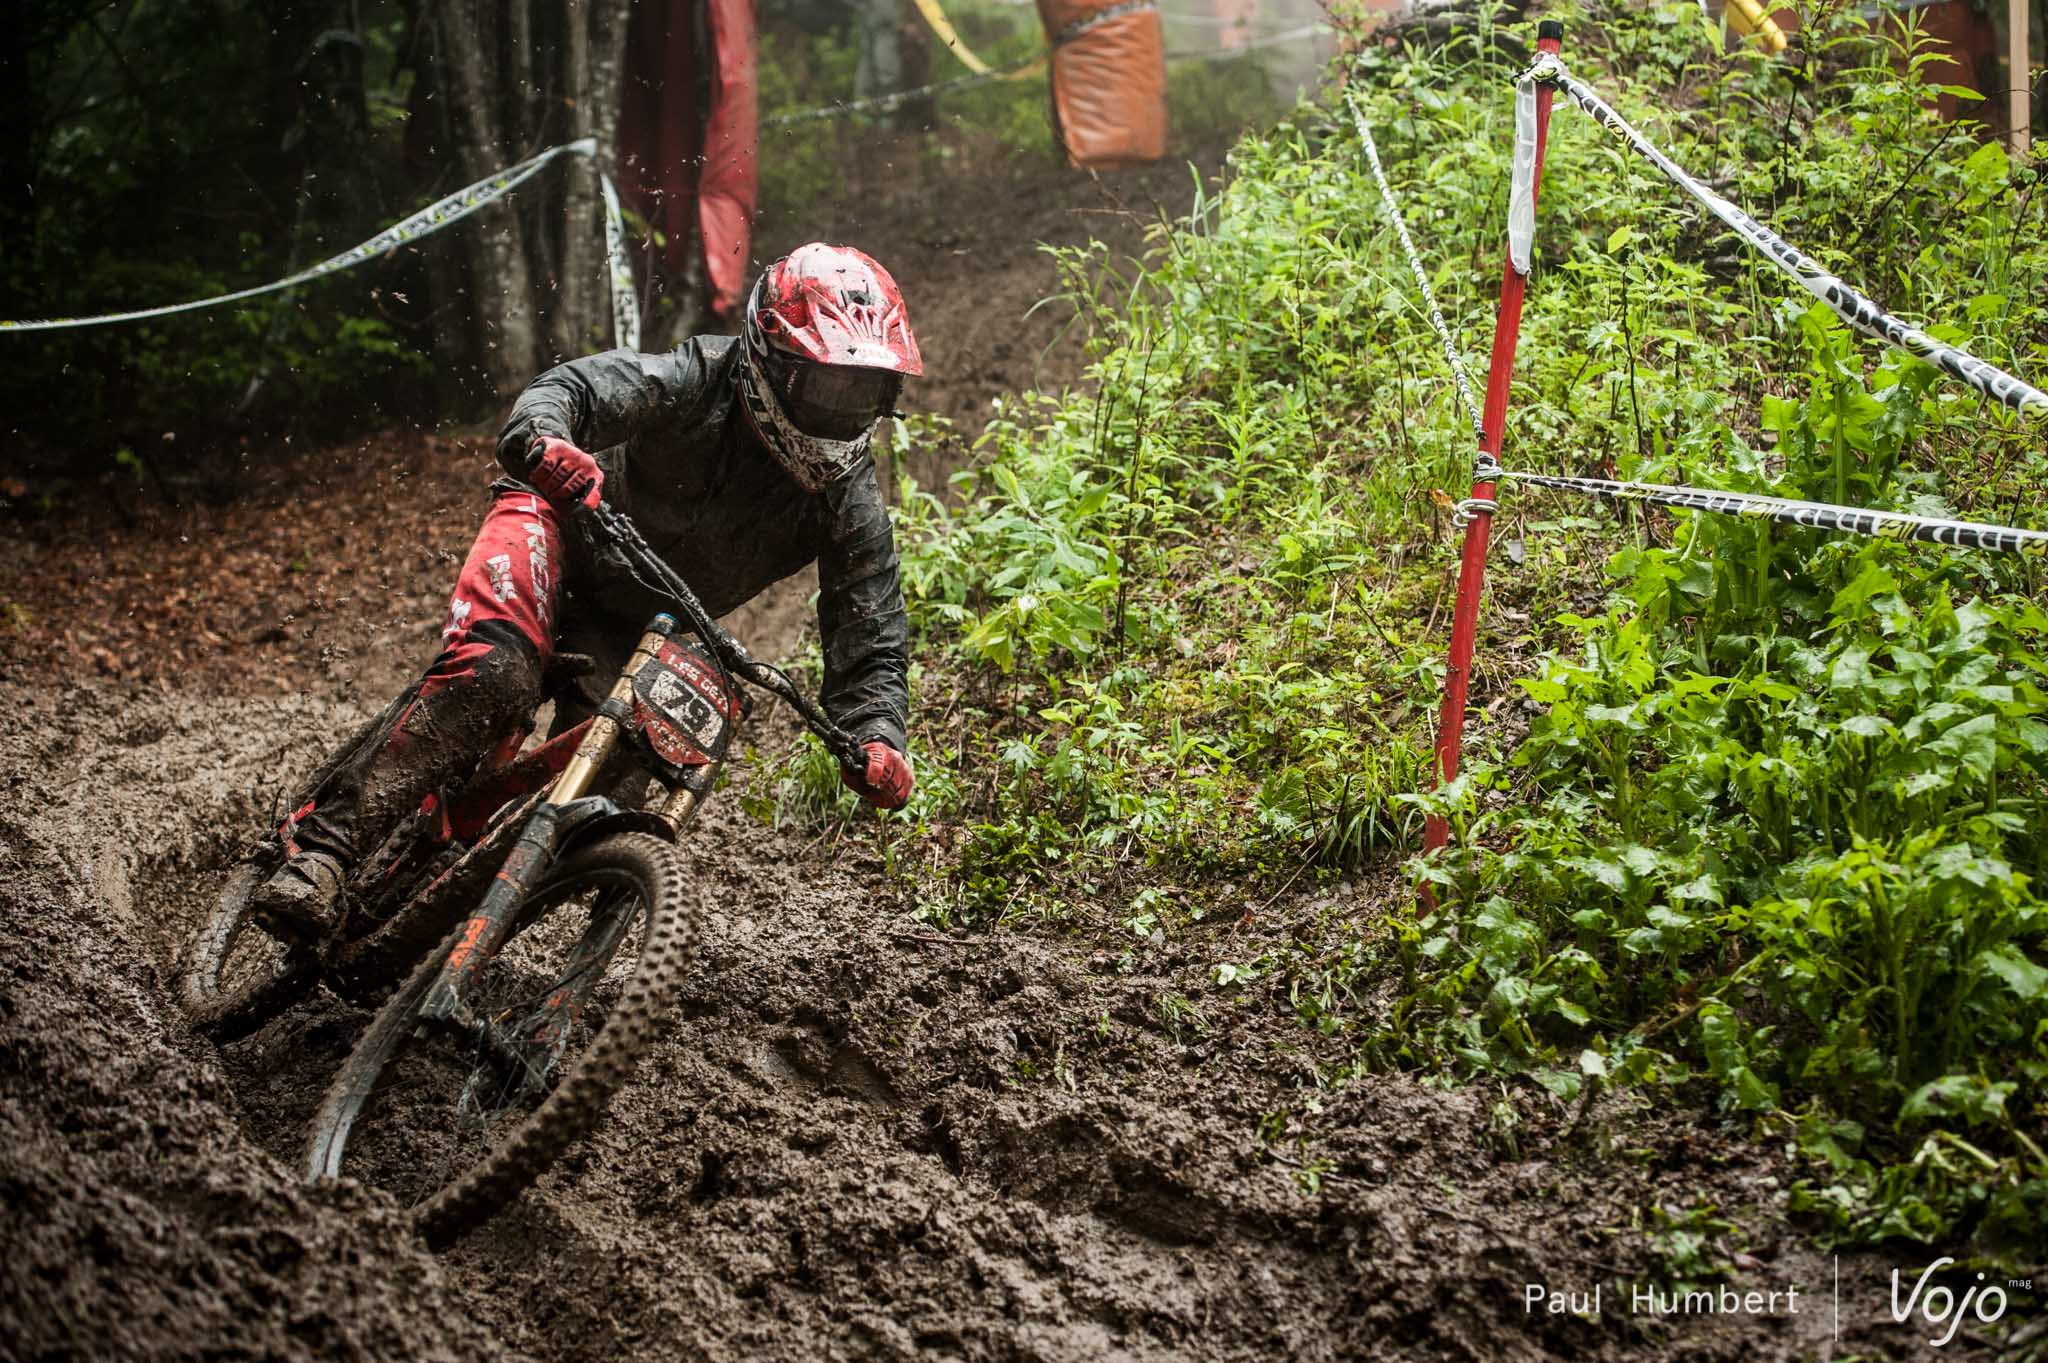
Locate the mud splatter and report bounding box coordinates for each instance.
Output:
[0,146,2002,1363]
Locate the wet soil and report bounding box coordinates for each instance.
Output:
[1,675,1999,1362]
[0,138,2015,1363]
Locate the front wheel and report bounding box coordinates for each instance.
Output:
[302,832,697,1247]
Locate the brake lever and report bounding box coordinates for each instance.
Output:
[579,500,869,771]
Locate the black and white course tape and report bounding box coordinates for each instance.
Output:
[1493,464,2048,557]
[1350,96,1488,444]
[1513,52,2047,417]
[3,138,639,350]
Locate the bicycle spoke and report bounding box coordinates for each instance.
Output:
[319,870,651,1212]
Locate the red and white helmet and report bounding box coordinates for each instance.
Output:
[736,243,923,492]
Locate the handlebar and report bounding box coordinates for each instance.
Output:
[575,501,868,771]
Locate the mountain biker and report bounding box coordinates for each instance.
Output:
[251,242,919,940]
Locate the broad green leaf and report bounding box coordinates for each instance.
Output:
[1928,713,1997,781]
[1670,874,1723,905]
[1830,645,1873,690]
[1620,844,1662,877]
[1570,856,1629,894]
[1979,945,2048,1002]
[1901,1074,2012,1126]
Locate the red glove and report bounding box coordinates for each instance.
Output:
[528,437,603,510]
[842,741,913,810]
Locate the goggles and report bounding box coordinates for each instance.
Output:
[761,349,903,442]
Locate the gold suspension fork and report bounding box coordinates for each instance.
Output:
[660,781,704,834]
[548,625,668,804]
[656,714,742,835]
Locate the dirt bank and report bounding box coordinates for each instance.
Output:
[0,139,2011,1363]
[0,688,517,1362]
[0,675,1991,1362]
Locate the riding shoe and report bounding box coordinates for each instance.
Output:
[250,848,347,944]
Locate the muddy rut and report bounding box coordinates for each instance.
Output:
[1,154,2003,1363]
[11,537,2004,1363]
[2,650,1973,1363]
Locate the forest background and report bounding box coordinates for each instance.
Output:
[0,0,1300,497]
[5,0,2048,1274]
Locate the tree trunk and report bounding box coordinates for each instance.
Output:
[0,4,38,316]
[434,0,543,399]
[402,4,478,415]
[551,0,634,360]
[855,0,903,102]
[587,1,632,336]
[507,0,539,150]
[896,0,935,129]
[550,0,595,362]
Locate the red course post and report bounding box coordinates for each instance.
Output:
[1422,19,1565,868]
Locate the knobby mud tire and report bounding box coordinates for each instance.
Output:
[179,858,318,1043]
[179,701,402,1040]
[302,832,697,1249]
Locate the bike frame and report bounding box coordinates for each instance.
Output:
[407,499,863,1072]
[418,613,728,1039]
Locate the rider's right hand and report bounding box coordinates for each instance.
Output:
[528,437,603,510]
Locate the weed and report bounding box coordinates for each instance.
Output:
[1645,1201,1743,1287]
[783,0,2048,1258]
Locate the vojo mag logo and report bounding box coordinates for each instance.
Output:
[1891,1257,2015,1349]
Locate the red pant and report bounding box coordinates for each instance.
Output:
[421,491,565,700]
[298,492,566,860]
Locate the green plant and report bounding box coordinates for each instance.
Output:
[849,0,2047,1260]
[1404,310,2047,1249]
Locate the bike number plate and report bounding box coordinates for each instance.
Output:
[631,640,741,770]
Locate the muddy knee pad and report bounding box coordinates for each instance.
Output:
[303,631,546,862]
[406,626,546,753]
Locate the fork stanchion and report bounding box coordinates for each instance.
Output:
[1421,19,1565,883]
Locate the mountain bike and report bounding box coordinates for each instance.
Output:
[181,502,865,1245]
[181,678,598,1043]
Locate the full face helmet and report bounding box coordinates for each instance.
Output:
[736,243,923,492]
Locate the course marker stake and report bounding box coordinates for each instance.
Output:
[1421,20,1564,883]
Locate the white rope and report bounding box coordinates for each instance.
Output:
[1496,466,2048,556]
[1528,52,2048,418]
[4,138,640,351]
[1451,495,1497,527]
[763,65,1033,127]
[764,22,1332,128]
[596,167,640,350]
[1348,96,1486,444]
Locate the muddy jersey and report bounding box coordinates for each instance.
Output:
[493,336,909,753]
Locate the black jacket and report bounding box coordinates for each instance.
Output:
[494,337,909,753]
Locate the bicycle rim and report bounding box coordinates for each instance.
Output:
[304,833,695,1245]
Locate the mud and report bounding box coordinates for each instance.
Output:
[2,673,2001,1362]
[0,690,513,1362]
[0,144,2014,1363]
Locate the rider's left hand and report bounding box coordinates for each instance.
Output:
[842,741,913,810]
